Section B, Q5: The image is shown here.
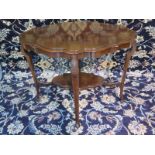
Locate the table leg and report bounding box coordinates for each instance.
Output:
[120,42,136,101]
[71,55,80,126]
[22,49,40,98]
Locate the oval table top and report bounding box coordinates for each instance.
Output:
[20,21,136,58]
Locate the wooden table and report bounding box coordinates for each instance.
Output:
[20,21,136,125]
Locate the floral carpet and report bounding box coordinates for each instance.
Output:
[0,19,155,135]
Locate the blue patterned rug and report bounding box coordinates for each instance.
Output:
[0,19,155,135]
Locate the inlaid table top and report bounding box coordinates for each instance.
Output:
[20,21,136,56]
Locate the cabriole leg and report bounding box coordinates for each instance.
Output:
[22,48,40,98]
[71,55,80,126]
[120,42,136,101]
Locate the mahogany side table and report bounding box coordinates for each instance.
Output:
[20,21,136,125]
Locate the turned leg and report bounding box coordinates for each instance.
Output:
[120,42,136,101]
[71,55,80,126]
[22,48,40,98]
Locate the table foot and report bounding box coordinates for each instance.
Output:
[75,122,81,128]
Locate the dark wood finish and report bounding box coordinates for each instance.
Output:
[20,21,137,125]
[20,21,136,58]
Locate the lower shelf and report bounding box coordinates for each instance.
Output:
[52,72,116,90]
